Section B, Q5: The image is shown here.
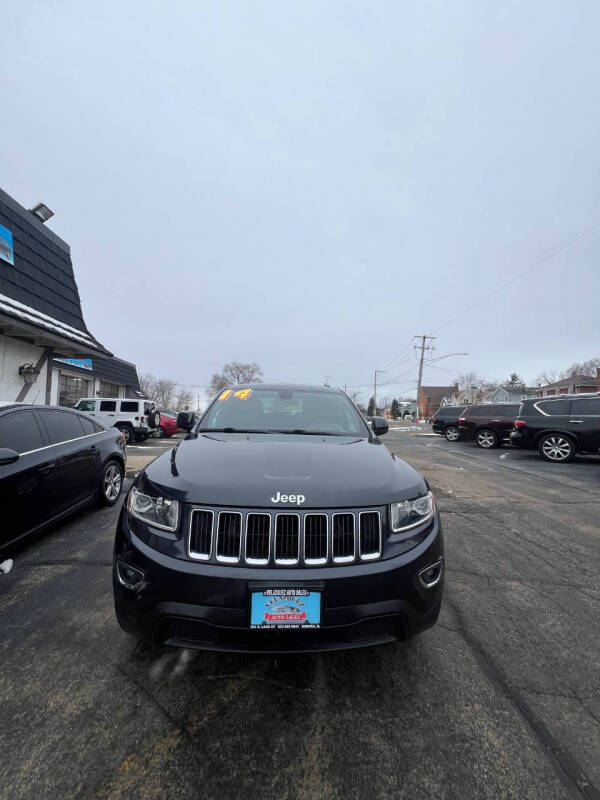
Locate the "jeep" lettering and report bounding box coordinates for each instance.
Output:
[270,491,306,506]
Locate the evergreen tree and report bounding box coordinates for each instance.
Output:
[391,398,400,419]
[367,396,375,416]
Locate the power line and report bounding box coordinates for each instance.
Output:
[431,218,600,335]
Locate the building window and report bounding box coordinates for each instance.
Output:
[59,373,90,407]
[98,381,120,397]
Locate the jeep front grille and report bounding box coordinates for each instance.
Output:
[188,507,383,567]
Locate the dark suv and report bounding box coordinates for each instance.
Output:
[458,404,520,448]
[431,406,466,441]
[510,394,600,462]
[113,384,444,653]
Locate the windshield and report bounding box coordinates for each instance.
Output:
[199,387,369,436]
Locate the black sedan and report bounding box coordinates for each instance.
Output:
[113,383,444,653]
[0,403,127,553]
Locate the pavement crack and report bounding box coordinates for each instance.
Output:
[444,591,600,800]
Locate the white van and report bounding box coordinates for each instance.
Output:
[74,398,160,444]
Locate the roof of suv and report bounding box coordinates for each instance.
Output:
[519,392,600,407]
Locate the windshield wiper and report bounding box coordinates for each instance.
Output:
[198,427,270,434]
[271,429,348,436]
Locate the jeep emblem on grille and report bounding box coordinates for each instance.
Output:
[271,491,305,506]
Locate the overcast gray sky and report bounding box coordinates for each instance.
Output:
[2,1,599,401]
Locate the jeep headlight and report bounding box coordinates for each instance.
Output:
[128,487,179,531]
[390,491,434,532]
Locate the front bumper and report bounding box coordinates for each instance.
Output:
[113,509,444,653]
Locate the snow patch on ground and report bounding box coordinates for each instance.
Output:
[0,559,14,574]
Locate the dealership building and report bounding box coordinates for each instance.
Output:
[0,187,141,406]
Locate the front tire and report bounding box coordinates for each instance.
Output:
[100,460,124,506]
[538,433,575,463]
[476,428,498,449]
[444,425,460,442]
[157,426,166,438]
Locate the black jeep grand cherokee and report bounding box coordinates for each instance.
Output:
[113,384,443,653]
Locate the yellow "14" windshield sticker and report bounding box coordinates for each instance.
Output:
[218,388,253,401]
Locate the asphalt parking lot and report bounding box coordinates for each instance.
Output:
[1,425,599,799]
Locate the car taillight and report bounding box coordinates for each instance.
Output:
[514,418,526,428]
[458,417,466,423]
[141,416,146,423]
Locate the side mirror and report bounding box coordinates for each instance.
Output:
[371,416,389,436]
[0,448,20,466]
[176,411,196,431]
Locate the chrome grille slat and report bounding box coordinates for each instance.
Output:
[216,511,242,563]
[275,513,300,564]
[359,511,381,560]
[189,509,214,560]
[245,513,271,564]
[304,514,328,564]
[332,513,355,563]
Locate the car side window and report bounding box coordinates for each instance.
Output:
[39,410,86,445]
[537,399,570,415]
[571,398,600,416]
[119,401,139,413]
[77,416,97,435]
[100,401,117,412]
[77,400,96,412]
[0,410,45,453]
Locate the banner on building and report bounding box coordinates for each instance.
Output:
[0,223,14,265]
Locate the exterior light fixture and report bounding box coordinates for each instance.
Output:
[29,203,55,223]
[19,363,41,385]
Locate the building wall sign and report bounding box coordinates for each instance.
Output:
[0,223,14,265]
[55,357,93,371]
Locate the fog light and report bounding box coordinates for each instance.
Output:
[116,560,145,590]
[418,559,443,589]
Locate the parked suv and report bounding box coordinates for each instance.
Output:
[510,394,600,462]
[74,398,160,443]
[113,384,443,653]
[431,406,466,441]
[458,404,520,448]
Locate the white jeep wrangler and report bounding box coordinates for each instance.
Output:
[74,398,160,444]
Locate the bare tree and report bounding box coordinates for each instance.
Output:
[560,357,600,378]
[174,386,194,411]
[153,379,177,409]
[139,372,157,399]
[458,371,481,391]
[210,361,263,395]
[535,368,559,386]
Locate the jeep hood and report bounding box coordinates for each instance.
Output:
[139,433,427,507]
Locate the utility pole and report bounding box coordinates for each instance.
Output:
[373,370,385,415]
[414,335,436,420]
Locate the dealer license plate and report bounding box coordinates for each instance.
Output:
[250,589,321,629]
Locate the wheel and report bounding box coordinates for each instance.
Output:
[444,425,460,442]
[538,433,575,463]
[476,428,498,449]
[100,460,124,506]
[157,426,166,438]
[117,424,135,445]
[147,410,161,429]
